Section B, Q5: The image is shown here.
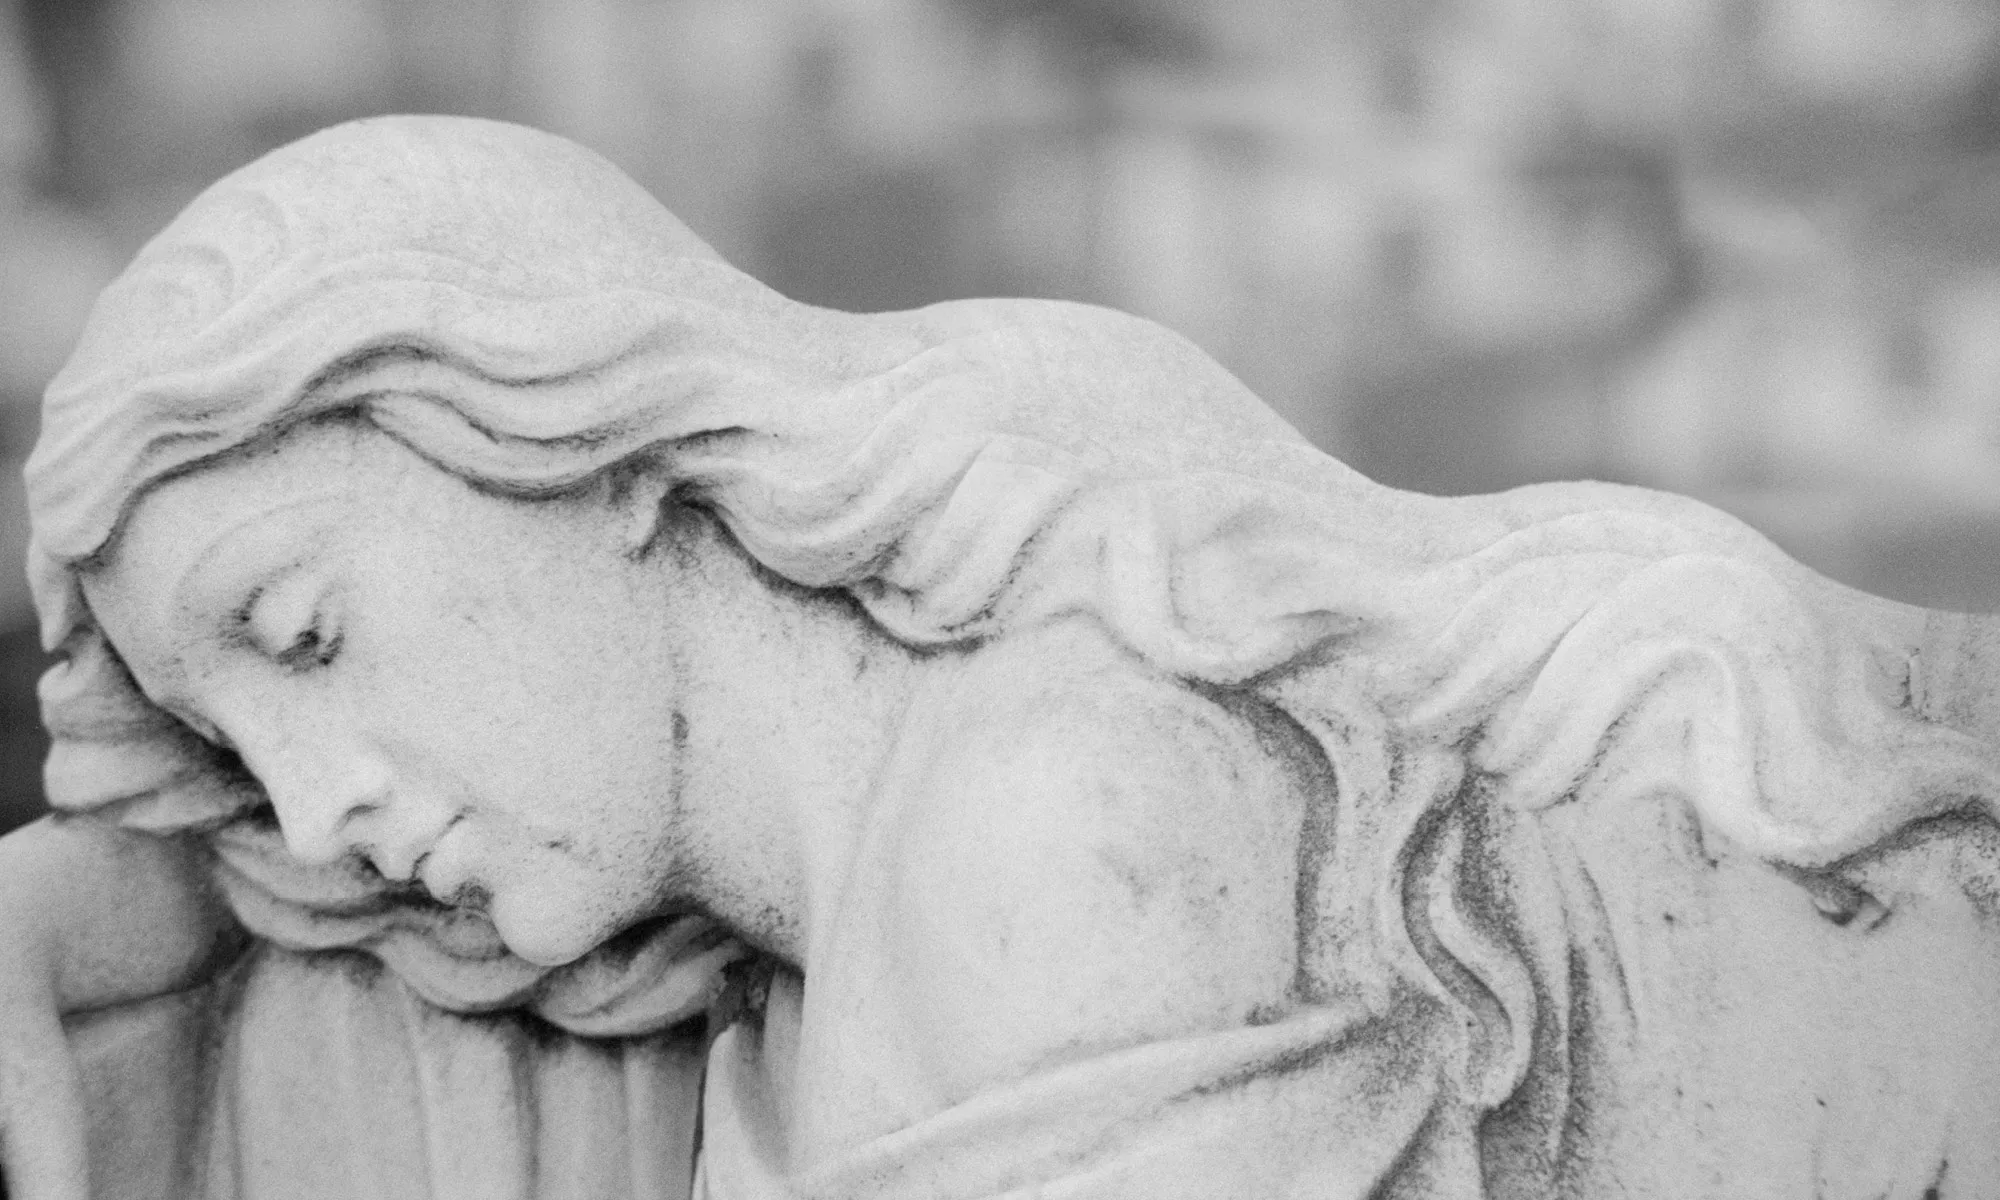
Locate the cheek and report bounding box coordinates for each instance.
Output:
[362,521,686,958]
[373,560,684,813]
[464,684,684,872]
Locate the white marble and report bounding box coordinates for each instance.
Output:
[2,115,1998,1199]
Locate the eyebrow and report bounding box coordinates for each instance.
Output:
[165,496,345,630]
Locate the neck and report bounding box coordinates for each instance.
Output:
[660,509,925,967]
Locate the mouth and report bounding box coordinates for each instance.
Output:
[431,879,495,914]
[414,815,489,912]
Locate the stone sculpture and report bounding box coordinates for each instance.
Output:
[1,115,1997,1199]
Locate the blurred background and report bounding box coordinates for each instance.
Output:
[3,0,2000,836]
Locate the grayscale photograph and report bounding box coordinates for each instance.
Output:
[0,1,1996,1197]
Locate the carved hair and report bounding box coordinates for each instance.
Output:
[27,117,2000,1128]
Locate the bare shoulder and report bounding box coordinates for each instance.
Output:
[877,615,1313,1100]
[925,614,1288,769]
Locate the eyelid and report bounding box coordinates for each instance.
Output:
[239,568,338,666]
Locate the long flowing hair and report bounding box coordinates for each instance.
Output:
[27,116,2000,1145]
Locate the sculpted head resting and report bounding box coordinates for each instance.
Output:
[26,115,2000,1139]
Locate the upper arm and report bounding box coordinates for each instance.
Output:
[879,635,1309,1101]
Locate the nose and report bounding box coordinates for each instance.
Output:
[233,728,401,870]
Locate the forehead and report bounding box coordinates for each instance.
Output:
[101,421,384,573]
[78,421,408,644]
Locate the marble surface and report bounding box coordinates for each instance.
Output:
[2,115,1998,1199]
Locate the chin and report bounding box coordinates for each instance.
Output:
[489,888,622,968]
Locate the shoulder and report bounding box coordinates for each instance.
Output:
[908,618,1308,898]
[922,615,1279,797]
[875,615,1311,1096]
[916,609,1313,840]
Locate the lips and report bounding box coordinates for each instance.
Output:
[364,805,456,882]
[415,815,489,911]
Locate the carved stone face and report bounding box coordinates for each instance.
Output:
[81,418,690,966]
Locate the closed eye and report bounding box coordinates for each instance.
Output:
[238,568,342,673]
[275,624,343,671]
[1779,864,1892,931]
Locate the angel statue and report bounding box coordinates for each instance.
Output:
[0,116,1996,1200]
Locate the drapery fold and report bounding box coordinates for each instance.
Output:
[68,945,708,1199]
